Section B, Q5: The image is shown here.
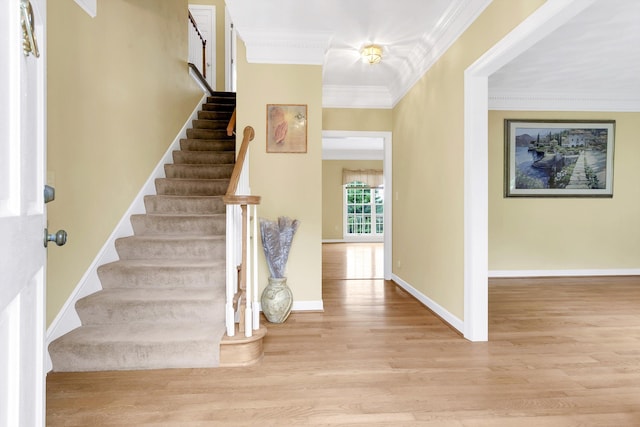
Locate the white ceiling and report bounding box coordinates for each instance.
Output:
[226,0,491,108]
[227,0,640,112]
[489,0,640,112]
[227,0,640,157]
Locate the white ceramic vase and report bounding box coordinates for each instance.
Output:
[261,277,293,323]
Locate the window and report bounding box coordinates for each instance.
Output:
[344,181,384,239]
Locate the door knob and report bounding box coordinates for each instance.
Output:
[44,228,67,247]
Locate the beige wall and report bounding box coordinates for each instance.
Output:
[236,42,323,303]
[489,111,640,270]
[47,0,203,325]
[392,0,545,320]
[322,160,384,240]
[190,0,226,91]
[323,108,392,131]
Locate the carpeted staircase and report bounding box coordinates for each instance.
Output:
[49,92,237,372]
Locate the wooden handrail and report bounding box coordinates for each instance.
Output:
[227,108,236,137]
[188,11,207,78]
[188,12,205,45]
[225,126,255,198]
[188,63,214,96]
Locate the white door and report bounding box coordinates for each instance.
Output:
[0,0,47,425]
[188,5,215,89]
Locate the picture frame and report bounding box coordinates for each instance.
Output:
[266,104,307,153]
[504,119,615,198]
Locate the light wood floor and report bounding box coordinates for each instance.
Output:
[47,244,640,426]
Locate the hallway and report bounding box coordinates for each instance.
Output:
[322,242,383,280]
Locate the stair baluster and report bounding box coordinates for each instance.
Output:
[223,126,261,338]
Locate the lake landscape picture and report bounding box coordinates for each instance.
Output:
[505,120,615,197]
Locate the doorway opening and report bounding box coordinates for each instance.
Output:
[322,130,392,280]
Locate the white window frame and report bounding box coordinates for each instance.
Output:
[343,182,384,242]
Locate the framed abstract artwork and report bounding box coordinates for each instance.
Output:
[266,104,307,153]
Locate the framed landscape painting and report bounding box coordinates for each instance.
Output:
[504,119,615,197]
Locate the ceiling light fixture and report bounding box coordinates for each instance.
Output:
[361,44,382,64]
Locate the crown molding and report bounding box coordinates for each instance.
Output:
[324,0,492,108]
[74,0,96,17]
[390,0,493,106]
[240,30,331,65]
[489,90,640,112]
[323,84,393,109]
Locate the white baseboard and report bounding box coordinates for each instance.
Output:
[45,95,207,373]
[489,269,640,278]
[321,239,384,243]
[391,274,464,335]
[292,300,324,312]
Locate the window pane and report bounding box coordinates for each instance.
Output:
[345,184,384,237]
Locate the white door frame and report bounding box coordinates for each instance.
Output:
[322,130,393,280]
[224,6,236,92]
[463,0,598,341]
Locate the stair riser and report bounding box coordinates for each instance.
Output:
[207,96,235,104]
[155,179,229,196]
[187,128,233,139]
[131,215,226,236]
[115,237,225,260]
[97,263,225,289]
[76,297,221,325]
[197,111,233,121]
[202,104,234,113]
[192,119,229,130]
[172,151,235,165]
[180,139,235,151]
[164,164,233,180]
[49,338,220,372]
[144,195,225,214]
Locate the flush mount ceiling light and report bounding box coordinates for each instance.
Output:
[361,44,382,64]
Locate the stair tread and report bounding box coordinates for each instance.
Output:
[180,138,234,143]
[130,213,225,219]
[173,151,236,156]
[117,234,225,241]
[165,163,233,167]
[146,194,224,199]
[172,156,235,160]
[100,258,225,268]
[156,178,231,182]
[97,259,226,289]
[79,288,222,302]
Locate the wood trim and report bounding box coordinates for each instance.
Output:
[219,325,267,367]
[226,108,236,136]
[222,195,260,205]
[187,63,214,96]
[225,126,255,198]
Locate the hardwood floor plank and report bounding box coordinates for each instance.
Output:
[47,244,640,425]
